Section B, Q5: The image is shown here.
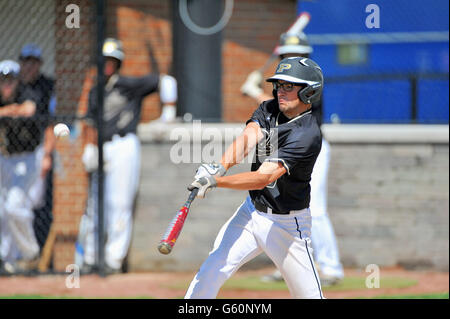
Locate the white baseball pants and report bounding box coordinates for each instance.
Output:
[185,196,324,299]
[309,139,344,279]
[82,133,140,270]
[0,146,45,263]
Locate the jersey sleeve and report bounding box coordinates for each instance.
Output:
[265,130,320,175]
[246,102,269,127]
[85,88,97,127]
[17,85,50,119]
[122,73,160,98]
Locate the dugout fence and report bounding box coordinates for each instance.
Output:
[0,0,107,275]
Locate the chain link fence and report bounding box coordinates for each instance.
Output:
[0,0,97,275]
[0,0,192,277]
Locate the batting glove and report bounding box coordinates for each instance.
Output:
[81,143,111,173]
[195,162,227,180]
[188,176,217,198]
[240,70,263,98]
[82,144,98,173]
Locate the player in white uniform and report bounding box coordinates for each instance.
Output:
[185,57,325,299]
[241,29,344,286]
[78,38,178,274]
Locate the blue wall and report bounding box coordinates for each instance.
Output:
[297,0,449,34]
[297,0,449,124]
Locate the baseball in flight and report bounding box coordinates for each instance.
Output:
[54,123,70,137]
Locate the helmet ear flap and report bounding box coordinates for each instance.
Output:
[297,88,303,103]
[297,86,309,104]
[298,85,322,104]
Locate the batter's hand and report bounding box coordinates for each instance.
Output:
[188,176,217,198]
[195,162,226,180]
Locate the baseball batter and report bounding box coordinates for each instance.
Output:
[185,57,325,299]
[241,27,344,285]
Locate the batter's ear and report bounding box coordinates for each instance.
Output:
[272,89,277,100]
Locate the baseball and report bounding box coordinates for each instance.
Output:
[54,123,70,138]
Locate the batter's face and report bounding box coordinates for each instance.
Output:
[0,76,19,102]
[20,57,41,84]
[104,57,120,77]
[275,80,308,118]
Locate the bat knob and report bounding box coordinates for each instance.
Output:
[158,242,172,255]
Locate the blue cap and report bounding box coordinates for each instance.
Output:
[0,60,20,77]
[19,43,42,60]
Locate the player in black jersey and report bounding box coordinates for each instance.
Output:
[185,57,325,299]
[241,25,344,287]
[78,38,178,274]
[18,43,57,262]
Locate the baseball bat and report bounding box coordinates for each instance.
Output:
[38,223,56,272]
[258,12,311,73]
[157,188,199,254]
[37,125,66,273]
[286,11,311,36]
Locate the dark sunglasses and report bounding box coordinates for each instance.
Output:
[272,82,303,92]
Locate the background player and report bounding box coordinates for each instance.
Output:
[0,59,53,274]
[18,43,56,256]
[241,28,344,286]
[78,38,178,274]
[185,57,325,299]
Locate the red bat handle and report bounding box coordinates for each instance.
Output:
[158,188,198,254]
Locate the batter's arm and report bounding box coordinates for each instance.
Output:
[220,121,263,171]
[82,88,99,146]
[0,100,36,117]
[40,125,56,177]
[216,161,286,190]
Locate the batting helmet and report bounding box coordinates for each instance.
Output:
[276,32,313,58]
[102,38,124,62]
[267,57,323,104]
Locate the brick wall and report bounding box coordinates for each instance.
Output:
[106,0,297,123]
[106,1,174,122]
[52,0,94,270]
[223,0,297,122]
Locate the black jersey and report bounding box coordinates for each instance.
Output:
[247,99,322,212]
[311,99,323,128]
[0,82,50,155]
[23,74,54,117]
[87,73,159,141]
